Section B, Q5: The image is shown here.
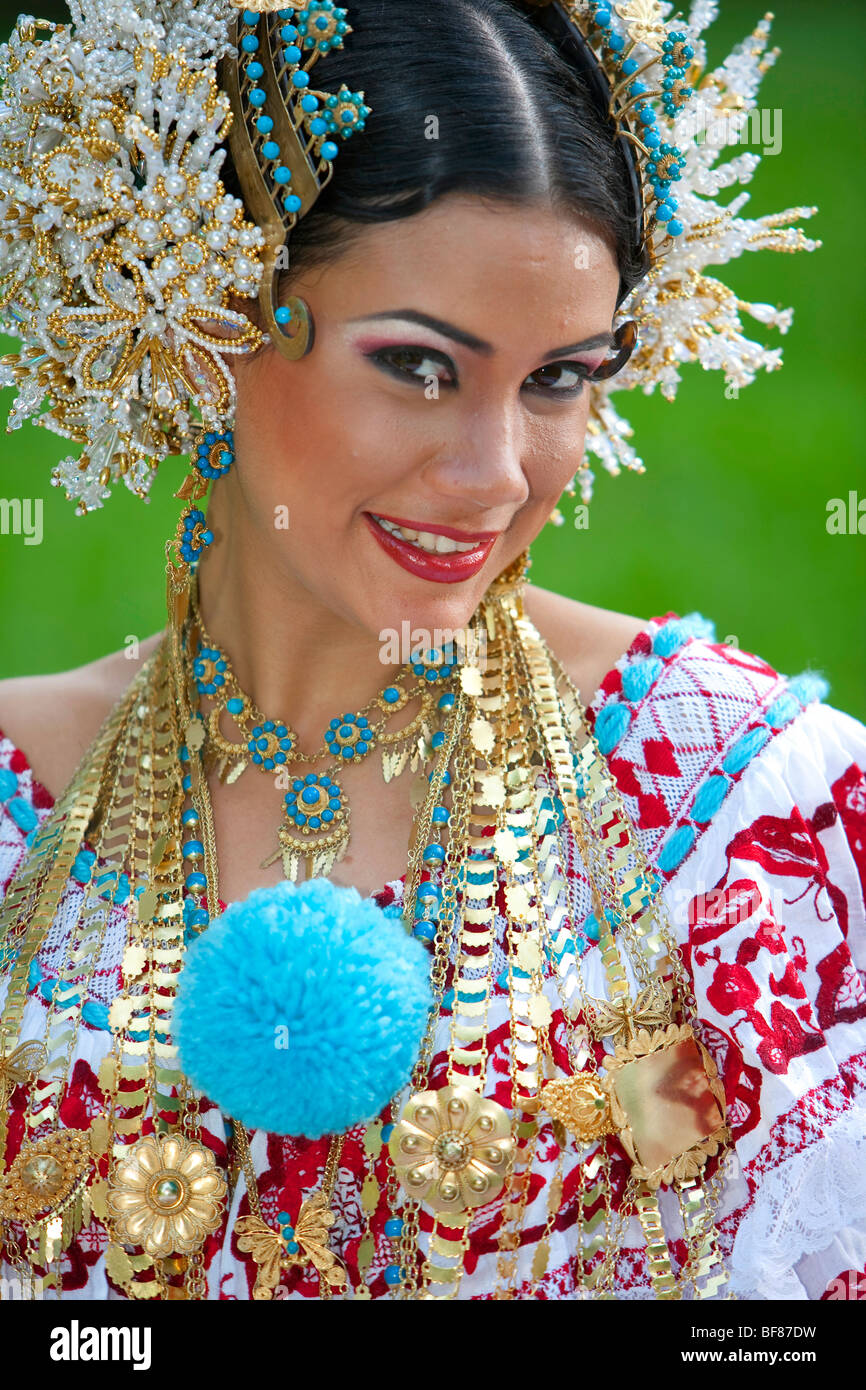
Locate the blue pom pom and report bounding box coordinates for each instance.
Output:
[174,879,433,1139]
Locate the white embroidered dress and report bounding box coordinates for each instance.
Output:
[1,612,865,1299]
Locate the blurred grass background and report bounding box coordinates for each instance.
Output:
[0,0,863,718]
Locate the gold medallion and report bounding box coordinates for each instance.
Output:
[389,1085,514,1216]
[107,1132,227,1258]
[0,1129,91,1225]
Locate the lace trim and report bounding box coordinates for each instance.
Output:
[729,1100,866,1299]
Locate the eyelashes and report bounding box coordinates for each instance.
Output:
[364,345,594,399]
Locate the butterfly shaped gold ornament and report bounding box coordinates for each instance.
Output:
[0,1040,47,1106]
[235,1190,347,1299]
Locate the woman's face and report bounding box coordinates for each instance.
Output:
[227,194,621,644]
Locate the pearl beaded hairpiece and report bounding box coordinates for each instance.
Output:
[0,0,820,513]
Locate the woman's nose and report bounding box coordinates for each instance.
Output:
[420,405,531,513]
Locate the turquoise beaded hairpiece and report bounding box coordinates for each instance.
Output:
[221,2,371,359]
[527,1,696,281]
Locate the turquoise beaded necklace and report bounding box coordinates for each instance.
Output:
[181,586,460,881]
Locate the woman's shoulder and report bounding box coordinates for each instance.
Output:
[523,585,843,769]
[0,632,165,802]
[522,585,650,707]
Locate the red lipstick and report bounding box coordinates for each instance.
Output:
[363,513,499,584]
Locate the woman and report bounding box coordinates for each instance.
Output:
[0,0,863,1302]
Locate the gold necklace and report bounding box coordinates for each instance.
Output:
[182,579,459,881]
[0,560,732,1302]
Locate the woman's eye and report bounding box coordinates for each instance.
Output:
[524,361,592,397]
[367,346,456,387]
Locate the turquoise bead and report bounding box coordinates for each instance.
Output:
[275,306,292,324]
[241,34,259,52]
[256,115,274,133]
[8,797,37,832]
[384,1265,403,1285]
[248,88,266,107]
[227,697,244,714]
[262,140,280,159]
[438,693,455,710]
[383,687,400,704]
[432,806,449,824]
[423,844,445,863]
[274,166,291,184]
[384,1218,403,1238]
[413,921,436,941]
[321,140,338,159]
[246,61,264,79]
[668,219,684,236]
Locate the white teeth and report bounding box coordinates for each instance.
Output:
[435,534,458,553]
[372,515,481,555]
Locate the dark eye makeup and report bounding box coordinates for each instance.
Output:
[364,344,597,399]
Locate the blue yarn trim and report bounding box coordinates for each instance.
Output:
[594,611,715,757]
[621,654,663,703]
[656,665,828,874]
[26,955,111,1031]
[652,611,715,659]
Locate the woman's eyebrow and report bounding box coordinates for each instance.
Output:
[347,309,615,361]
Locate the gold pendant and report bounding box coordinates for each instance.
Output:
[540,1073,615,1145]
[0,1129,91,1228]
[106,1132,227,1259]
[235,1189,347,1299]
[389,1085,514,1217]
[273,780,350,880]
[601,1024,728,1189]
[0,1040,47,1109]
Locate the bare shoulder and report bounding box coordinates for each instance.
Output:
[0,632,165,800]
[522,585,648,707]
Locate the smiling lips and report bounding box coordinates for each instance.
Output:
[365,512,500,583]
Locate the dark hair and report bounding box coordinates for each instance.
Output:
[223,0,646,305]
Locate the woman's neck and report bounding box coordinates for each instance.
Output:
[194,508,403,750]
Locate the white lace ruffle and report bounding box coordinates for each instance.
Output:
[729,1100,866,1299]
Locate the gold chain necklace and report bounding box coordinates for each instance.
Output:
[0,561,733,1301]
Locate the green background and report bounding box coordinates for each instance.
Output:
[0,0,863,718]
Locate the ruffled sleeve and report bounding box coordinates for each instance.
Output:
[588,615,866,1299]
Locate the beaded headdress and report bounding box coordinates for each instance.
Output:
[0,0,820,513]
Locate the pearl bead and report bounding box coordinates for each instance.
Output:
[153,1178,182,1207]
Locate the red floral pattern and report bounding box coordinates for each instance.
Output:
[1,616,865,1299]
